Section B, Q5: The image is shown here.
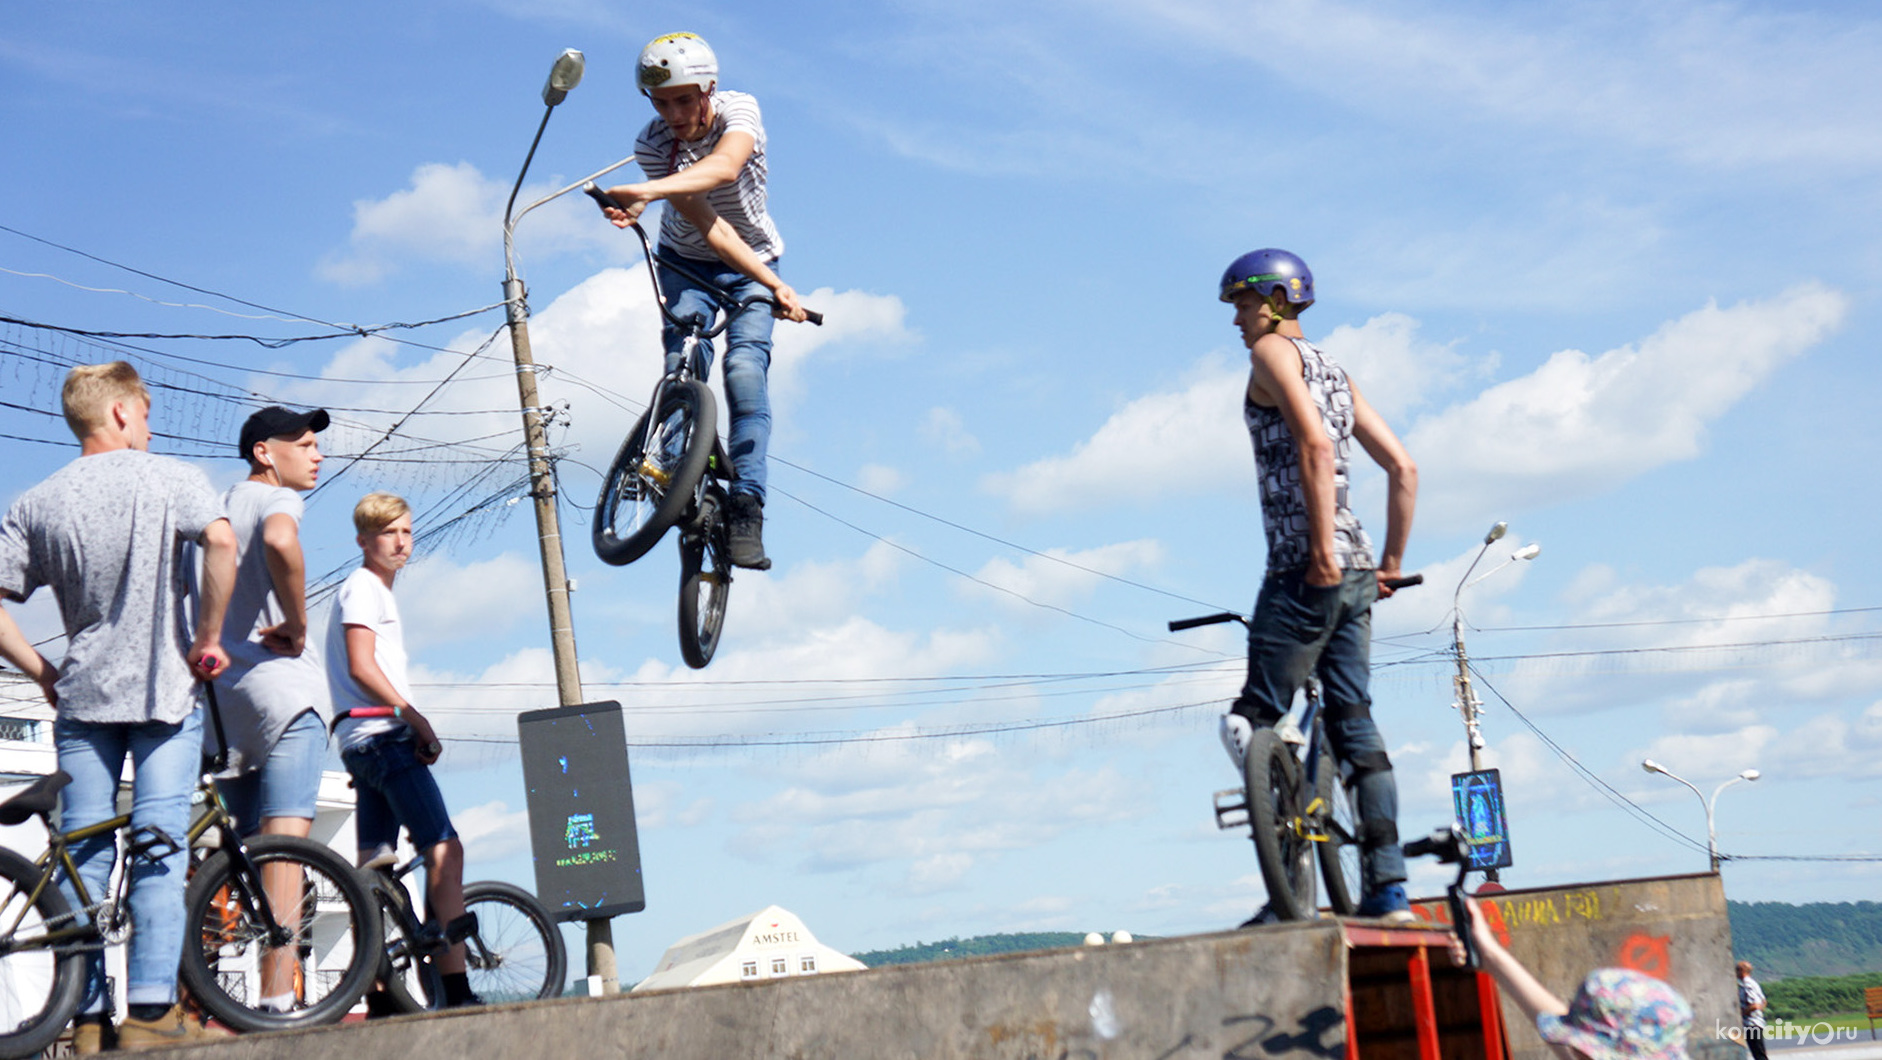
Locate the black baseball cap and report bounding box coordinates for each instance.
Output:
[238,406,329,461]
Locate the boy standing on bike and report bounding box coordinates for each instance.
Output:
[325,492,482,1009]
[0,362,238,1049]
[599,31,809,570]
[1217,250,1421,924]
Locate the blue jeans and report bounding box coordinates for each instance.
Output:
[657,250,777,503]
[54,709,204,1011]
[1233,568,1406,891]
[341,731,457,856]
[219,709,327,836]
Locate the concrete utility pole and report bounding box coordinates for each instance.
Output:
[499,48,636,994]
[1449,521,1540,884]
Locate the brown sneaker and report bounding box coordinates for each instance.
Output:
[117,1005,233,1051]
[72,1017,117,1054]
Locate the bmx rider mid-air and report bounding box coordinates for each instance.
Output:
[596,32,808,570]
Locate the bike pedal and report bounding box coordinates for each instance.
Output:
[1212,788,1249,831]
[126,825,183,863]
[443,911,480,946]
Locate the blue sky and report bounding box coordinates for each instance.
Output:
[5,1,1882,981]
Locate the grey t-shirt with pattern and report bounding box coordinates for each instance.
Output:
[1244,337,1375,573]
[0,449,224,724]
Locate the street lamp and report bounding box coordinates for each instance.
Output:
[497,46,641,996]
[1451,522,1542,772]
[1641,760,1761,872]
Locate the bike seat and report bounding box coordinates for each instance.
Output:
[0,771,71,826]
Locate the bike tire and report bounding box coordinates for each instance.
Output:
[677,486,732,670]
[462,881,566,1003]
[1244,728,1317,922]
[593,380,717,566]
[370,875,442,1015]
[180,836,381,1033]
[1316,743,1362,917]
[0,847,85,1060]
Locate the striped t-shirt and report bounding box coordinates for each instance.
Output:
[634,89,783,264]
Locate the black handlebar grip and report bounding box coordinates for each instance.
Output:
[582,182,618,214]
[1168,612,1240,632]
[1383,573,1424,590]
[804,309,824,326]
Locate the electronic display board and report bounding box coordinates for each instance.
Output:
[1450,768,1514,871]
[517,701,645,921]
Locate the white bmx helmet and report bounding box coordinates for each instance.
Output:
[637,33,718,96]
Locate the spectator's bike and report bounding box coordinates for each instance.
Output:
[367,854,566,1010]
[1170,573,1420,921]
[583,183,823,668]
[0,770,380,1056]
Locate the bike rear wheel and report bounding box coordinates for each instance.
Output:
[593,380,717,566]
[1245,728,1317,921]
[1315,743,1362,917]
[0,848,85,1060]
[462,881,565,1003]
[677,485,732,669]
[180,836,380,1032]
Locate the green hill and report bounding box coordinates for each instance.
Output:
[1729,901,1882,979]
[851,932,1095,967]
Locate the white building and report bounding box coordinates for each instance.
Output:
[634,905,866,992]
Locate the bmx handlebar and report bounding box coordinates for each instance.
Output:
[1166,574,1423,633]
[583,183,824,328]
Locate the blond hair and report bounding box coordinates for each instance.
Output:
[353,492,412,535]
[61,362,151,439]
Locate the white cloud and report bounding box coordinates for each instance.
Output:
[969,539,1165,611]
[398,552,540,650]
[316,161,628,285]
[1317,312,1473,422]
[1406,285,1846,529]
[734,734,1150,882]
[982,356,1247,516]
[920,407,980,456]
[1137,0,1882,175]
[856,464,905,495]
[454,799,531,861]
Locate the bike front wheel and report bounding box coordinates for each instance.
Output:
[180,836,381,1032]
[677,486,732,669]
[593,380,717,566]
[0,848,85,1060]
[462,881,566,1003]
[1245,728,1317,921]
[1315,744,1362,917]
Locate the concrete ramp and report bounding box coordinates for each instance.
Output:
[1413,872,1743,1060]
[165,920,1400,1060]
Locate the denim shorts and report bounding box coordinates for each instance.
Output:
[219,709,327,834]
[341,730,457,853]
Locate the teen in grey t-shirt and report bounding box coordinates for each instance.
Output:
[0,362,237,1046]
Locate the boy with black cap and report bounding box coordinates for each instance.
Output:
[215,405,329,1015]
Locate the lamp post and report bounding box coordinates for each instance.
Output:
[499,47,638,995]
[1450,522,1542,772]
[1642,760,1761,872]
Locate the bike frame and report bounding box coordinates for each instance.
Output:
[0,777,288,959]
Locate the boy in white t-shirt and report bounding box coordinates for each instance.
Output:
[325,492,480,1009]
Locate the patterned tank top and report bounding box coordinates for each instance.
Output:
[1244,337,1375,573]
